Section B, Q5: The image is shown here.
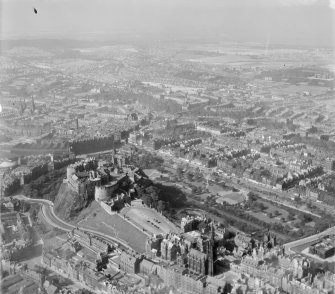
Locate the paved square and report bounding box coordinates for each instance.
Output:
[123,205,180,236]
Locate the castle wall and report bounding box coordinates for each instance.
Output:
[100,201,114,215]
[95,186,109,201]
[67,166,76,179]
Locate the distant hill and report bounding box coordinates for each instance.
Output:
[0,39,115,51]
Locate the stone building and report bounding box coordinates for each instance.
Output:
[118,251,142,274]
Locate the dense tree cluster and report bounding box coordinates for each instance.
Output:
[3,177,20,196]
[22,168,66,202]
[0,198,31,213]
[132,152,164,170]
[69,136,115,155]
[53,157,77,170]
[135,182,187,217]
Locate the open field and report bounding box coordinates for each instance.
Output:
[270,84,330,96]
[211,182,248,205]
[216,191,246,205]
[251,79,330,95]
[247,211,283,224]
[208,182,231,194]
[185,55,316,69]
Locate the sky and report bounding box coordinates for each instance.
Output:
[1,0,335,47]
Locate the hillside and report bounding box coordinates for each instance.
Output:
[53,183,88,221]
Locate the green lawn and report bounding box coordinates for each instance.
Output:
[246,199,289,223]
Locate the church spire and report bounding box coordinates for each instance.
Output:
[210,222,215,240]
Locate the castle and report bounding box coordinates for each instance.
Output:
[65,152,149,212]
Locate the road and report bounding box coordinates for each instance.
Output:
[284,225,335,254]
[14,195,134,251]
[25,195,334,256]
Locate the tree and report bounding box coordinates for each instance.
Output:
[157,200,166,213]
[248,192,258,202]
[258,203,267,211]
[288,212,295,221]
[294,196,301,205]
[31,189,39,199]
[186,171,193,182]
[75,289,94,294]
[176,166,183,179]
[299,213,313,223]
[142,194,153,207]
[13,199,21,211]
[21,201,31,212]
[34,265,48,276]
[223,283,233,294]
[155,183,187,208]
[22,185,32,198]
[31,208,38,222]
[59,275,68,285]
[135,185,144,198]
[146,186,159,207]
[274,210,281,217]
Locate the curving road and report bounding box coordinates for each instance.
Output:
[284,225,335,255]
[14,195,134,251]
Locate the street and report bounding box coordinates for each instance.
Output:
[14,195,134,251]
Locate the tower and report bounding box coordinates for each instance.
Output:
[31,96,35,113]
[20,100,24,115]
[207,222,215,276]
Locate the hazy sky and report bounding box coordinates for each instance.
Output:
[1,0,335,47]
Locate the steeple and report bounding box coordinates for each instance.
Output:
[31,96,35,114]
[210,222,215,241]
[207,222,215,277]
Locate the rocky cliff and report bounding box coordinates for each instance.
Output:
[53,183,88,221]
